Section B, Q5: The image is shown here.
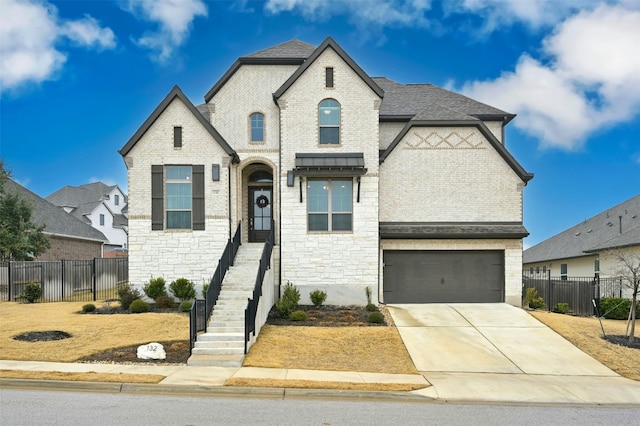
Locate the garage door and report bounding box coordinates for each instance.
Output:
[383,250,504,303]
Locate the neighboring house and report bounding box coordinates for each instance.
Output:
[46,182,128,252]
[120,37,533,306]
[524,194,640,280]
[4,178,107,261]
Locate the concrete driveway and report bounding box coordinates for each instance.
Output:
[387,303,640,405]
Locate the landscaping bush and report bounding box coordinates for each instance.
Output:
[143,277,167,300]
[366,303,378,312]
[276,281,300,319]
[367,312,384,324]
[289,310,307,321]
[309,289,327,307]
[179,300,193,312]
[524,288,545,309]
[552,302,569,314]
[599,297,639,320]
[155,294,174,309]
[129,299,150,313]
[82,303,96,313]
[21,281,42,303]
[201,283,209,299]
[117,283,141,311]
[169,278,196,301]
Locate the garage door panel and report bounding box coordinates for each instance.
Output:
[383,250,504,304]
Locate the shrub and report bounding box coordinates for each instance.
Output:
[599,297,640,320]
[143,277,167,300]
[289,310,307,321]
[179,300,193,312]
[276,281,300,318]
[21,281,42,303]
[309,289,327,307]
[117,283,141,311]
[524,288,545,309]
[201,283,209,299]
[368,312,384,324]
[366,303,378,312]
[552,302,569,314]
[129,299,150,313]
[170,278,196,301]
[155,294,174,309]
[82,303,96,313]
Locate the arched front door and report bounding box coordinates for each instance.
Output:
[247,170,273,242]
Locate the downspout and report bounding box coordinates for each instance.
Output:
[277,98,283,299]
[228,162,232,240]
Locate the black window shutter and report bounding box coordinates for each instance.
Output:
[192,165,205,230]
[151,165,164,230]
[174,126,182,147]
[326,67,334,88]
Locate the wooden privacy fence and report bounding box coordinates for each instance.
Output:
[0,258,128,302]
[522,272,627,316]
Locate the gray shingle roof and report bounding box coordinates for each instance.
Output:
[523,194,640,263]
[46,182,115,208]
[4,179,107,242]
[246,39,316,59]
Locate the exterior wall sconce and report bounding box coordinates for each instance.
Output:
[212,164,220,181]
[287,170,295,187]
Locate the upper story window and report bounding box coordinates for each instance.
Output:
[307,178,352,231]
[250,113,264,143]
[165,166,192,229]
[319,99,340,145]
[99,214,105,226]
[114,194,120,206]
[174,126,182,148]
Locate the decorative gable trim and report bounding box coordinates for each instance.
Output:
[119,86,239,163]
[379,120,533,184]
[273,37,384,101]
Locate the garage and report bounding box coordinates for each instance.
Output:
[383,250,505,303]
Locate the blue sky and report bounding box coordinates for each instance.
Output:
[1,0,639,248]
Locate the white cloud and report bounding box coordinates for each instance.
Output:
[123,0,207,62]
[0,0,115,94]
[265,0,433,28]
[462,4,640,150]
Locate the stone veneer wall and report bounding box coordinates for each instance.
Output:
[277,47,381,305]
[125,98,232,288]
[380,239,524,307]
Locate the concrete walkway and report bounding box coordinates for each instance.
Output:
[387,303,640,405]
[2,303,640,405]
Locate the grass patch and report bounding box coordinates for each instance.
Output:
[225,377,427,392]
[0,370,164,383]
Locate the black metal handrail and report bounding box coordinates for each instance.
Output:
[244,225,275,354]
[189,222,241,352]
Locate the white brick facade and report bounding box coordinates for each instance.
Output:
[121,37,531,307]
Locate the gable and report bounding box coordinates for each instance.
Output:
[120,86,238,162]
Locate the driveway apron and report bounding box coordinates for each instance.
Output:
[387,303,640,404]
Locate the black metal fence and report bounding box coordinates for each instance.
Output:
[245,225,275,354]
[190,222,242,352]
[522,272,627,316]
[0,258,128,302]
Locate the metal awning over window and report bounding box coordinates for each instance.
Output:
[294,153,367,176]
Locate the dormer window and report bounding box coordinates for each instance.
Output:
[319,99,340,145]
[325,67,334,88]
[174,126,182,148]
[114,194,120,206]
[250,113,264,143]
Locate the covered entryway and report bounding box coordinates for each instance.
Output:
[246,168,273,243]
[383,250,504,303]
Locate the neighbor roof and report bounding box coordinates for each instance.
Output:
[523,194,640,263]
[4,179,107,242]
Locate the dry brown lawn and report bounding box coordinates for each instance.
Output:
[0,301,188,362]
[530,310,639,381]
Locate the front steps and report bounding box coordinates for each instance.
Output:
[187,244,263,367]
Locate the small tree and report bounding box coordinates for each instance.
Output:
[0,162,50,260]
[604,249,640,342]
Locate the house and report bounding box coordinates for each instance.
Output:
[4,178,107,260]
[120,37,533,307]
[523,194,640,281]
[46,182,128,252]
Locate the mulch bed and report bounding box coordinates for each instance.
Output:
[603,335,640,350]
[78,340,191,364]
[13,331,72,342]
